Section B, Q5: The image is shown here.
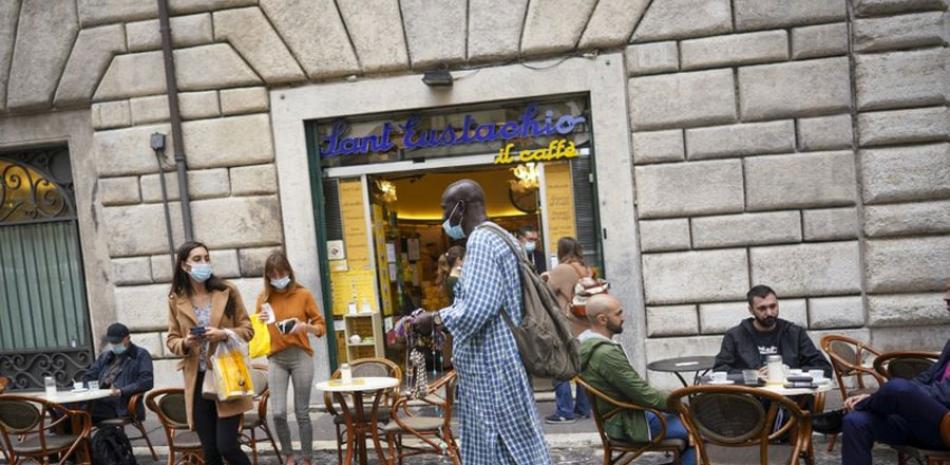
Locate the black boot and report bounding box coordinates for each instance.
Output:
[812,409,845,435]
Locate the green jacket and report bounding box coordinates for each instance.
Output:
[579,336,670,443]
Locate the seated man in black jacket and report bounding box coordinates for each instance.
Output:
[713,285,832,377]
[82,323,154,423]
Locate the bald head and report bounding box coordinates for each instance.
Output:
[587,294,624,336]
[441,179,488,237]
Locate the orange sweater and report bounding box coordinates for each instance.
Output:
[255,286,326,356]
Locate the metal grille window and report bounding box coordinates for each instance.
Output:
[0,147,93,390]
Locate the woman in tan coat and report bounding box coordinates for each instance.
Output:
[543,237,593,424]
[166,241,253,465]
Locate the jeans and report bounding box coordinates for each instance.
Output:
[646,411,696,465]
[268,346,315,461]
[193,371,251,465]
[553,379,591,418]
[842,378,949,465]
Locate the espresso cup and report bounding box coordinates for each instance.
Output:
[710,371,728,382]
[808,369,825,381]
[73,381,84,391]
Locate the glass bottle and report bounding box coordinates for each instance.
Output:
[340,363,352,384]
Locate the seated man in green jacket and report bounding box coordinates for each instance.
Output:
[579,294,695,465]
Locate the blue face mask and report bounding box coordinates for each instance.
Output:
[188,263,213,282]
[442,201,466,240]
[110,343,127,355]
[271,276,291,290]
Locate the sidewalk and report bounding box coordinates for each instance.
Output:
[125,393,899,465]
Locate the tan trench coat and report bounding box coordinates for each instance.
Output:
[165,282,254,430]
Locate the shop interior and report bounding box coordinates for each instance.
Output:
[327,159,586,376]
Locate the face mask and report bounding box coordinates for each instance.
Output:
[271,276,291,290]
[442,201,466,240]
[188,263,213,282]
[110,343,127,355]
[524,241,536,254]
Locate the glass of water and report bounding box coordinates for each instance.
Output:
[88,380,99,391]
[44,376,57,396]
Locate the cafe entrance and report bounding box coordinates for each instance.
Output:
[309,96,603,372]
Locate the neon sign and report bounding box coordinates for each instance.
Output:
[493,139,578,165]
[319,103,586,158]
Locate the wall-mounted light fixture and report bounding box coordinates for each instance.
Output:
[422,69,453,87]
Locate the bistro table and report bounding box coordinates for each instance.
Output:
[19,388,115,404]
[647,355,717,387]
[316,376,400,465]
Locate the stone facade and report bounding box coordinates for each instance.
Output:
[0,0,947,391]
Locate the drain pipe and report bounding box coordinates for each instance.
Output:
[157,0,193,242]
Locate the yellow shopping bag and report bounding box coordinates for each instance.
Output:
[249,314,271,358]
[210,337,255,401]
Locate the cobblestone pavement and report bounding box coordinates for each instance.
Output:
[134,436,901,465]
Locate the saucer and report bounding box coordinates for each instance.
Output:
[70,388,88,393]
[707,380,735,385]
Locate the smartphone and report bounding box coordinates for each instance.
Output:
[190,326,206,336]
[277,319,296,335]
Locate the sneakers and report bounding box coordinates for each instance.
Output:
[811,409,845,435]
[545,414,577,425]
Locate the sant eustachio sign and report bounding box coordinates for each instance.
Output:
[314,98,591,169]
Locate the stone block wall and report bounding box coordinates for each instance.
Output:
[1,0,948,389]
[851,0,950,351]
[628,0,949,383]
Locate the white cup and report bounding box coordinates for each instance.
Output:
[73,381,83,391]
[710,371,728,382]
[789,368,804,377]
[808,369,825,381]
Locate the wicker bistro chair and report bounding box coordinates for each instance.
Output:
[820,335,886,452]
[383,370,460,465]
[324,357,403,464]
[97,391,158,460]
[873,351,940,381]
[240,364,281,465]
[146,388,204,465]
[0,394,92,465]
[574,377,686,465]
[668,385,813,465]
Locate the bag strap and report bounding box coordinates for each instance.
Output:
[475,223,526,325]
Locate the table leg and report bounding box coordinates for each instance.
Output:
[335,393,357,465]
[368,389,391,465]
[674,372,689,387]
[353,394,369,465]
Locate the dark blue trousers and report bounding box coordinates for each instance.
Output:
[842,378,949,465]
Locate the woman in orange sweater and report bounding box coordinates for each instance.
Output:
[255,252,325,465]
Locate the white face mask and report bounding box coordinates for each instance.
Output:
[524,241,536,254]
[271,276,291,290]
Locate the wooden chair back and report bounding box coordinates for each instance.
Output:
[820,334,885,398]
[0,394,91,465]
[669,385,812,465]
[387,370,459,464]
[575,376,683,464]
[873,351,940,381]
[324,357,403,415]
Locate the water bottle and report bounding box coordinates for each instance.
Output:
[766,355,784,385]
[44,376,57,397]
[341,363,352,384]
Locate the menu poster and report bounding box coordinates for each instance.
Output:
[544,161,577,253]
[329,179,378,316]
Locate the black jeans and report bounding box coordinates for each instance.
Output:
[193,370,251,465]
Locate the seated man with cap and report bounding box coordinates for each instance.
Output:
[81,323,154,423]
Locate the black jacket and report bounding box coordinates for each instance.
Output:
[713,318,832,377]
[912,338,950,408]
[82,343,154,418]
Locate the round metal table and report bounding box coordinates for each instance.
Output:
[647,355,717,387]
[316,376,399,465]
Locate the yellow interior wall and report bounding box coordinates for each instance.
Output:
[328,178,378,317]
